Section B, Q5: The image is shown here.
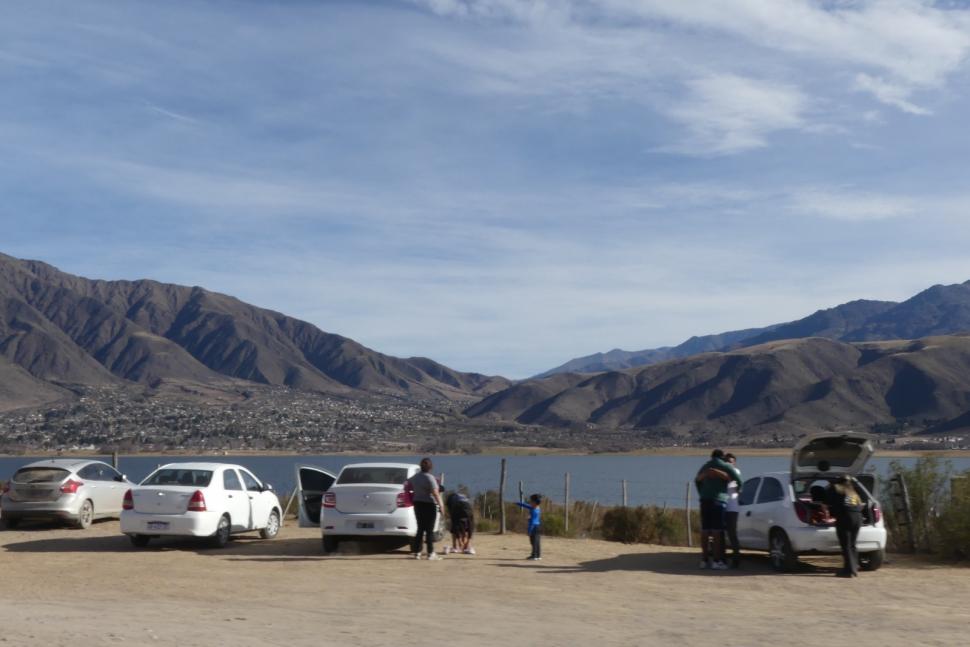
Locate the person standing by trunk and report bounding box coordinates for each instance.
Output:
[827,474,864,578]
[406,458,445,560]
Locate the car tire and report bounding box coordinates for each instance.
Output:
[769,529,797,572]
[432,529,444,543]
[259,509,281,539]
[75,500,94,530]
[1,516,20,530]
[323,535,339,553]
[129,534,151,548]
[211,514,231,548]
[859,549,884,571]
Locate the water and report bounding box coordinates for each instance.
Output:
[2,454,968,507]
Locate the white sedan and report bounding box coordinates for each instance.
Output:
[120,462,282,548]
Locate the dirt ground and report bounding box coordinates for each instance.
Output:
[1,521,967,647]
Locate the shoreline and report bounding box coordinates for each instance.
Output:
[3,446,969,459]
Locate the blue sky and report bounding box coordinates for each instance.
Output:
[3,0,970,378]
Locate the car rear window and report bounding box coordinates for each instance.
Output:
[337,467,409,485]
[141,469,213,487]
[12,467,70,483]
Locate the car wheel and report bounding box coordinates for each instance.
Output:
[323,535,339,553]
[859,549,884,571]
[769,529,797,572]
[211,514,231,548]
[75,500,94,530]
[129,534,151,548]
[259,509,281,539]
[1,516,20,530]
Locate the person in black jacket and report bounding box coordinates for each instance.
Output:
[827,475,865,578]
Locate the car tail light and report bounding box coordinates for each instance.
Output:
[872,505,882,524]
[323,492,336,509]
[794,500,810,524]
[123,489,134,510]
[187,490,207,512]
[60,479,83,494]
[396,491,413,508]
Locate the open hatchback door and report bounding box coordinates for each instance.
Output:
[791,432,875,480]
[295,465,336,528]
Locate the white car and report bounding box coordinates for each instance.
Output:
[120,462,282,548]
[297,462,443,553]
[737,431,887,571]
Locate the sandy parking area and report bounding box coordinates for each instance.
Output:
[1,520,966,647]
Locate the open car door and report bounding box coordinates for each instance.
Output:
[295,465,336,528]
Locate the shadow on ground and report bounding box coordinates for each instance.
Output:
[495,550,846,577]
[1,528,412,560]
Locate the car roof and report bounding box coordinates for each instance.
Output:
[153,462,243,471]
[18,458,105,470]
[339,463,417,470]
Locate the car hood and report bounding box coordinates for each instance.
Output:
[791,432,875,479]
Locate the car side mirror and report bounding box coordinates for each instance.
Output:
[263,483,274,492]
[115,475,126,482]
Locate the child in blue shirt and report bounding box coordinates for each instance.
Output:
[515,494,542,560]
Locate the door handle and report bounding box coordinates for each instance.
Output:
[228,495,234,498]
[745,511,751,517]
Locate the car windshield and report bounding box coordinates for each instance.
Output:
[12,467,70,483]
[337,467,409,485]
[141,469,213,487]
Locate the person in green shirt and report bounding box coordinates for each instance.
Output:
[694,449,742,570]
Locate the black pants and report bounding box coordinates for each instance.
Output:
[725,511,740,562]
[836,514,861,575]
[412,502,437,555]
[529,526,541,558]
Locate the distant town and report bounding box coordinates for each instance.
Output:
[0,385,965,455]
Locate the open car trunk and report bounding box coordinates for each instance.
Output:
[791,432,875,479]
[295,465,336,528]
[793,474,880,527]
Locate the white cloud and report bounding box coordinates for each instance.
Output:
[662,75,807,155]
[788,189,918,221]
[854,73,931,115]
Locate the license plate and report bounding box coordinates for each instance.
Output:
[147,521,170,531]
[356,522,375,529]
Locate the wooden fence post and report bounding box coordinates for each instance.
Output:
[499,458,508,534]
[622,480,628,507]
[685,481,693,548]
[564,472,570,533]
[112,451,119,469]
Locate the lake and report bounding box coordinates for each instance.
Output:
[3,453,969,507]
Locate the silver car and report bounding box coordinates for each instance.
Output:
[1,459,131,529]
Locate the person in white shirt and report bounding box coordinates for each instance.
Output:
[724,453,741,569]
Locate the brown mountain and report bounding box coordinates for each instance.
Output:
[0,252,509,409]
[467,336,970,437]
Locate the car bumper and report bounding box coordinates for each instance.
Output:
[0,496,81,520]
[321,511,423,537]
[788,525,887,554]
[120,511,218,537]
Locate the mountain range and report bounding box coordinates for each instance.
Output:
[537,282,970,377]
[0,252,509,412]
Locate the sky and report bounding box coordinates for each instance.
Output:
[3,0,970,379]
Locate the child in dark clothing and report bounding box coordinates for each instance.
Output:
[515,494,542,560]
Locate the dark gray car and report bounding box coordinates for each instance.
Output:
[1,459,131,529]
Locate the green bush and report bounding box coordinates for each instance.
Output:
[882,458,970,558]
[600,506,697,546]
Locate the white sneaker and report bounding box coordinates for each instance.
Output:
[427,552,442,561]
[443,547,453,555]
[711,561,729,570]
[464,547,476,555]
[699,560,710,569]
[413,553,422,560]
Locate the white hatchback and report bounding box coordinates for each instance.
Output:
[737,432,887,571]
[297,462,443,553]
[120,462,282,548]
